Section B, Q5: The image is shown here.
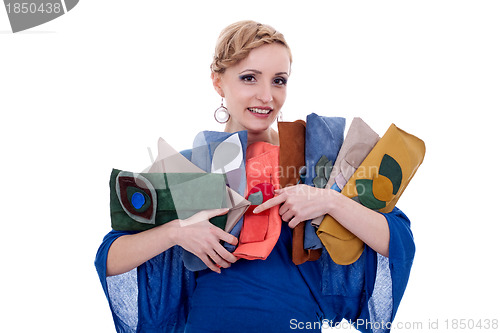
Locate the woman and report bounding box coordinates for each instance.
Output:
[96,20,415,332]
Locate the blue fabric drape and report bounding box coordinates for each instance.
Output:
[95,207,413,332]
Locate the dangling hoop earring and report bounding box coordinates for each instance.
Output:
[214,98,230,124]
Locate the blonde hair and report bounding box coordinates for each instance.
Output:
[211,20,292,74]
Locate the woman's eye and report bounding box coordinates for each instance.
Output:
[274,77,288,86]
[239,74,256,82]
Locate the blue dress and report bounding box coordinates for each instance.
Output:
[96,207,413,333]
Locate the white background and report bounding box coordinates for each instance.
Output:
[1,1,499,332]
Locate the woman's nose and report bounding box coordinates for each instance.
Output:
[256,83,273,103]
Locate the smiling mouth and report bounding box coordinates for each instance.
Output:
[248,107,272,115]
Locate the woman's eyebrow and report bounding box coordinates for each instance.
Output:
[239,69,262,74]
[239,69,289,76]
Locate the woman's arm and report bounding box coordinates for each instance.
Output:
[106,208,239,276]
[253,185,389,257]
[320,188,389,257]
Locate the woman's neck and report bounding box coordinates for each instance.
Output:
[224,124,279,146]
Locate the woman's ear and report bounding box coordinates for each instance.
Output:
[211,72,225,98]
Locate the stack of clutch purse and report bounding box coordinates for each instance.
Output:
[278,114,346,265]
[279,116,425,266]
[316,123,425,265]
[109,135,251,271]
[108,114,425,269]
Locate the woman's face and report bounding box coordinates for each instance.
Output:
[213,43,291,134]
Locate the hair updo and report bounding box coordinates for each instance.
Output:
[210,20,292,74]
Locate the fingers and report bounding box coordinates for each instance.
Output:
[253,193,286,214]
[181,208,229,227]
[287,217,301,229]
[189,237,236,273]
[215,228,239,246]
[202,207,230,219]
[199,254,222,273]
[281,210,294,223]
[183,211,237,273]
[278,203,289,216]
[212,207,230,216]
[199,241,237,273]
[211,228,238,261]
[213,243,237,265]
[252,186,298,214]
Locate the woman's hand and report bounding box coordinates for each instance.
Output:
[107,208,238,276]
[172,208,239,273]
[253,185,335,228]
[253,184,390,257]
